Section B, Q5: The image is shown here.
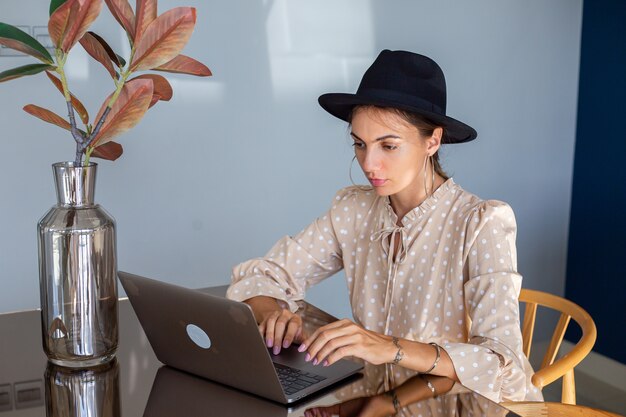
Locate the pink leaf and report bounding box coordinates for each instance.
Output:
[154,54,211,76]
[130,7,196,71]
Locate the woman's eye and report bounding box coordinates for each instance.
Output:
[352,142,365,149]
[383,144,398,150]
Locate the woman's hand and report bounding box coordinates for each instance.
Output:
[244,296,305,355]
[303,395,394,417]
[298,319,395,366]
[259,308,305,355]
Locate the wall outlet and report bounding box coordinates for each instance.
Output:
[13,379,43,410]
[0,383,12,412]
[32,26,55,52]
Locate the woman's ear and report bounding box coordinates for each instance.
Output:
[427,127,443,155]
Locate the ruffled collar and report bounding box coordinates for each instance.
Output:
[382,177,457,226]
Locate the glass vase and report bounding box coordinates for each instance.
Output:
[38,162,118,367]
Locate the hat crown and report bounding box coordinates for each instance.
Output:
[356,50,447,115]
[317,49,477,143]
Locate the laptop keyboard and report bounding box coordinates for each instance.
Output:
[274,363,327,395]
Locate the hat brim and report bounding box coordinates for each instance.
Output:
[318,93,477,144]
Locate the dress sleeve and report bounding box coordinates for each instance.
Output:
[441,201,540,402]
[226,189,350,312]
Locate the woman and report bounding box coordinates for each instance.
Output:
[226,50,542,404]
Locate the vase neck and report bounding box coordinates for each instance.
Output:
[53,162,97,206]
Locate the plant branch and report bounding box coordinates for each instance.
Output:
[55,49,88,165]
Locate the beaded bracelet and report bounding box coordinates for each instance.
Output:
[385,389,401,414]
[391,337,404,364]
[424,342,441,373]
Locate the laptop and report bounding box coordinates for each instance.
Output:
[118,271,363,404]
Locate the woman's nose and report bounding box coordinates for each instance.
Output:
[360,150,381,172]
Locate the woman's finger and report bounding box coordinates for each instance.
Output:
[324,343,359,366]
[305,323,359,364]
[272,314,290,354]
[299,319,352,353]
[282,315,302,348]
[313,334,359,366]
[262,311,279,348]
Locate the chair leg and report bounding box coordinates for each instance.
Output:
[562,369,576,405]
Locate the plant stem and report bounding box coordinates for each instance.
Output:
[56,49,87,165]
[84,146,94,166]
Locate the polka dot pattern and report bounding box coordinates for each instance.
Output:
[227,179,542,403]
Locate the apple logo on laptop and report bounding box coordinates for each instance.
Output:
[186,324,211,349]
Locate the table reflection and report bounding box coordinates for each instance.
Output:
[138,363,518,417]
[45,360,120,417]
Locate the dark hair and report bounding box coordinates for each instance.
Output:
[348,105,449,180]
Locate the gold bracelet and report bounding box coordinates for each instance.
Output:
[385,389,401,414]
[391,337,404,364]
[423,342,441,373]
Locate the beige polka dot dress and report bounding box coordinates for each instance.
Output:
[227,179,543,402]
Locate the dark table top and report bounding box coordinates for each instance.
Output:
[0,285,520,416]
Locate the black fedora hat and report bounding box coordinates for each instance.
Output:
[318,50,477,144]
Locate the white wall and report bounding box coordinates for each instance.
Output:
[0,0,582,320]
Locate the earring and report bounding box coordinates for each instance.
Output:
[349,155,370,190]
[423,154,430,196]
[423,154,436,197]
[428,155,435,195]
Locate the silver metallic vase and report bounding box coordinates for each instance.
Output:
[38,162,118,367]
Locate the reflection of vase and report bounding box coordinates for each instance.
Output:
[45,359,120,417]
[38,162,118,367]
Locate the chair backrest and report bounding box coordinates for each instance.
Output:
[518,288,597,405]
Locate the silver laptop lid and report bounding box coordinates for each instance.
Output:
[119,271,286,402]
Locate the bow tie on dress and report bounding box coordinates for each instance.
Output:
[371,225,408,266]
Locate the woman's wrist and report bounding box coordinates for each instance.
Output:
[381,390,400,415]
[244,296,282,323]
[422,342,441,373]
[391,337,404,364]
[385,336,403,365]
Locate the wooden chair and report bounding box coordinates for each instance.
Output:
[517,288,597,405]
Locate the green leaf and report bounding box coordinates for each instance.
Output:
[0,63,55,83]
[50,0,68,15]
[0,22,53,63]
[116,53,126,67]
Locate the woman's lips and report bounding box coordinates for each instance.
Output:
[369,178,387,187]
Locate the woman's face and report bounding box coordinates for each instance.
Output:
[351,107,440,199]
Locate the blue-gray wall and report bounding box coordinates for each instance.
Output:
[565,0,626,363]
[0,0,582,327]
